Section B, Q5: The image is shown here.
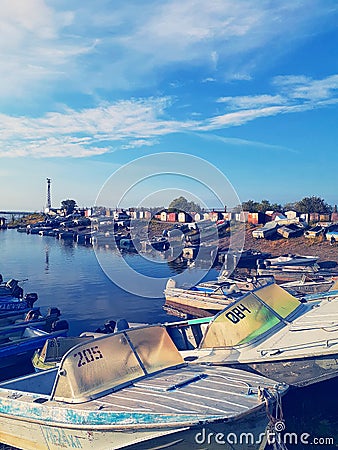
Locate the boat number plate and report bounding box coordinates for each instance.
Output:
[74,345,103,367]
[225,303,251,324]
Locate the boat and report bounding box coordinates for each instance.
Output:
[32,319,117,371]
[0,324,288,450]
[256,257,324,282]
[276,224,304,239]
[0,291,38,312]
[0,304,41,328]
[166,283,338,387]
[281,276,338,295]
[0,275,25,298]
[217,249,271,270]
[0,311,69,370]
[304,225,324,238]
[264,254,319,267]
[252,221,279,239]
[163,276,273,318]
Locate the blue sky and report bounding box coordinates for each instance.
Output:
[0,0,337,211]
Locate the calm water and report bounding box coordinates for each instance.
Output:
[0,229,218,335]
[0,229,337,450]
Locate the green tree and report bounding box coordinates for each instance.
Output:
[241,200,259,212]
[168,196,202,213]
[294,196,332,214]
[61,199,77,215]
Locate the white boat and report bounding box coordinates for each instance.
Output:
[164,276,274,318]
[252,221,279,239]
[264,254,319,267]
[167,283,338,387]
[0,325,288,450]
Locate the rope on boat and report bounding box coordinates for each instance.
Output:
[259,385,288,450]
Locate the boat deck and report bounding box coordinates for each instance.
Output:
[0,365,281,424]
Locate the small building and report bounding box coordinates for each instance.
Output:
[160,211,167,222]
[319,214,331,222]
[177,212,186,223]
[192,212,201,222]
[300,213,309,223]
[223,212,236,221]
[203,213,210,220]
[128,210,137,220]
[167,212,177,222]
[235,211,249,222]
[285,210,298,220]
[144,211,152,220]
[209,211,224,222]
[331,212,338,223]
[309,213,320,223]
[247,212,265,225]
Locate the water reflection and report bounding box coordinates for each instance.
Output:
[44,245,50,272]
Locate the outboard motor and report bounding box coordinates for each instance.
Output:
[95,320,116,334]
[116,318,130,331]
[24,292,38,308]
[51,320,69,332]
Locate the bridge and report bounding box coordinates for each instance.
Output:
[0,211,37,215]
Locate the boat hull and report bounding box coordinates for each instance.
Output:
[234,353,338,388]
[0,406,270,450]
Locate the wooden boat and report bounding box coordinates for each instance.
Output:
[0,325,288,450]
[0,314,69,370]
[252,222,278,239]
[276,224,304,239]
[167,283,338,387]
[281,276,337,295]
[163,276,273,318]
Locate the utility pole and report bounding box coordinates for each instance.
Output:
[46,178,51,210]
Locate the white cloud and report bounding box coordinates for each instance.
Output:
[0,0,337,98]
[217,94,286,108]
[274,74,338,100]
[1,73,338,158]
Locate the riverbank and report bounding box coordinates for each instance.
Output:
[219,228,338,264]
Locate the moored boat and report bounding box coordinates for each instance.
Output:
[166,283,338,387]
[0,312,69,370]
[0,325,288,450]
[163,276,273,318]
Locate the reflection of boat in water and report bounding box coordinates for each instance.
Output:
[0,325,288,450]
[165,283,338,387]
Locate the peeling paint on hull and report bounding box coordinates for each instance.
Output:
[0,408,269,450]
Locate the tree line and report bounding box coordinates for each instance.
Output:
[240,196,335,214]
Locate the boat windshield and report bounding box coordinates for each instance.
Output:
[52,325,183,403]
[200,284,301,348]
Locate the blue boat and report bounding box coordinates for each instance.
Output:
[0,275,39,321]
[0,311,69,370]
